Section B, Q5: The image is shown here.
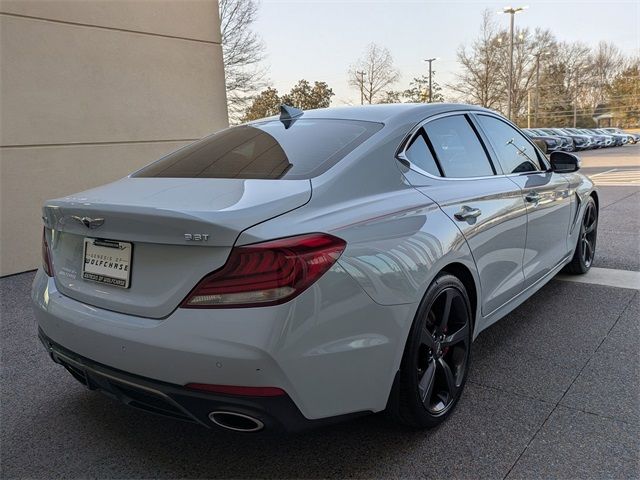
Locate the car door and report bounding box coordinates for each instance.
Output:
[473,113,573,288]
[399,112,527,316]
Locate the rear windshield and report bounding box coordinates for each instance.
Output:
[133,119,382,180]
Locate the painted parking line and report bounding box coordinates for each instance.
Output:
[589,168,618,177]
[589,169,640,186]
[556,267,640,290]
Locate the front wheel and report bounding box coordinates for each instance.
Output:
[564,196,598,274]
[391,273,472,428]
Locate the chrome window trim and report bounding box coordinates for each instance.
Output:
[396,110,500,181]
[396,109,553,181]
[471,112,552,173]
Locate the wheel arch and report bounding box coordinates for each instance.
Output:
[590,190,599,212]
[439,262,478,335]
[386,261,479,418]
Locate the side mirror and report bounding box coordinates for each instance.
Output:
[550,151,581,173]
[532,139,548,154]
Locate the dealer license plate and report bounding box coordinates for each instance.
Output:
[82,238,132,288]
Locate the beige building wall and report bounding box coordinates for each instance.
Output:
[0,0,228,276]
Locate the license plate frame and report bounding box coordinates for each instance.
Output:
[82,238,132,289]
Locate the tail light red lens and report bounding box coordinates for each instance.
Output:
[42,228,54,277]
[181,233,346,308]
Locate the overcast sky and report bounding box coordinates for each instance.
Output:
[253,0,640,104]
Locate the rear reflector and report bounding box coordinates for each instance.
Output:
[181,233,346,308]
[185,383,286,397]
[42,228,54,277]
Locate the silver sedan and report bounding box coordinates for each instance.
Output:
[33,103,597,432]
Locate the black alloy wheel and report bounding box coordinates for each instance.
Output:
[392,273,472,428]
[565,196,598,274]
[417,287,470,415]
[580,201,597,268]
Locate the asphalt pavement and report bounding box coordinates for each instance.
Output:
[582,145,640,272]
[1,145,639,479]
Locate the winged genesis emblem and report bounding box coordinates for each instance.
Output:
[71,216,104,229]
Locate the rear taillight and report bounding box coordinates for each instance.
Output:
[42,228,54,277]
[181,233,346,308]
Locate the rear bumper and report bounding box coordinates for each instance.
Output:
[38,330,364,432]
[32,268,413,423]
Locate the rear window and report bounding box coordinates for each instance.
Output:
[133,119,382,180]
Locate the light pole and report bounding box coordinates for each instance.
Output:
[356,70,366,105]
[533,51,549,127]
[498,5,528,120]
[423,57,439,103]
[527,90,532,128]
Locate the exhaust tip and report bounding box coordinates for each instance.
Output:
[209,411,264,432]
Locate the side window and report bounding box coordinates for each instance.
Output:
[423,115,495,178]
[404,130,441,177]
[476,115,543,174]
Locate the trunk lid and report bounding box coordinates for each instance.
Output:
[43,177,311,318]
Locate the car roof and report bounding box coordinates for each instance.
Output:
[251,103,496,125]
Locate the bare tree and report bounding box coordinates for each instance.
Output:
[587,41,625,108]
[219,0,267,123]
[509,27,556,121]
[348,44,400,104]
[450,10,557,123]
[452,10,633,127]
[606,58,640,127]
[557,41,594,126]
[449,11,504,109]
[535,62,574,126]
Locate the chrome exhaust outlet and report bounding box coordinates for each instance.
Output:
[208,411,265,432]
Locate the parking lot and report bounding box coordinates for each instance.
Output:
[1,145,639,479]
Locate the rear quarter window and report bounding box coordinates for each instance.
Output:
[133,119,383,180]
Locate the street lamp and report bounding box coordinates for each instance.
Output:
[423,57,439,103]
[498,5,528,120]
[496,32,524,46]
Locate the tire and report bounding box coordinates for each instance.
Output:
[564,196,598,274]
[390,273,472,429]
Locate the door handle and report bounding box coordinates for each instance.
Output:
[525,191,540,203]
[454,206,482,221]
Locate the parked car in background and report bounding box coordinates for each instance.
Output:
[523,129,563,152]
[580,128,614,147]
[530,126,635,150]
[567,128,607,148]
[602,127,638,144]
[592,129,626,146]
[528,129,575,151]
[566,128,603,149]
[556,128,597,149]
[32,103,598,433]
[541,128,592,150]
